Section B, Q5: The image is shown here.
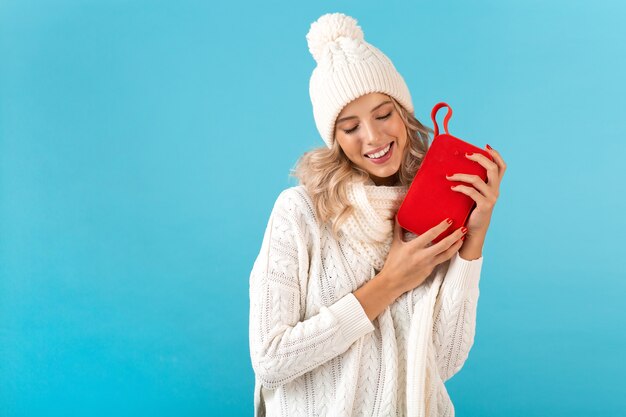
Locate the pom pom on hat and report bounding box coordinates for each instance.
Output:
[306,12,414,149]
[306,13,364,63]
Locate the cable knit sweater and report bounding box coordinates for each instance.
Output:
[248,183,483,417]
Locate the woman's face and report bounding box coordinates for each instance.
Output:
[334,93,408,186]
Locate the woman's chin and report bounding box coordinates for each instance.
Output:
[369,162,400,178]
[367,167,401,185]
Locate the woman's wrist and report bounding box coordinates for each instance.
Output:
[376,269,405,300]
[458,228,487,261]
[353,270,402,321]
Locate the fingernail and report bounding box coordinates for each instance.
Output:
[486,144,493,150]
[461,236,466,241]
[465,152,473,156]
[446,218,453,224]
[461,227,468,234]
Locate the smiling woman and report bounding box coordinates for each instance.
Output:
[249,11,504,417]
[291,90,431,239]
[334,93,408,186]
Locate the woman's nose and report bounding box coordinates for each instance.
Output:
[361,122,380,144]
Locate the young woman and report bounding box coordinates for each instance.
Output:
[249,12,506,417]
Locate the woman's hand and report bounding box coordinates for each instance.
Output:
[380,216,467,296]
[446,144,507,236]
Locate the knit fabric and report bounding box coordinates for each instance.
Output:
[306,13,414,148]
[249,185,483,417]
[338,179,408,272]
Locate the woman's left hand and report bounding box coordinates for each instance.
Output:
[446,145,507,236]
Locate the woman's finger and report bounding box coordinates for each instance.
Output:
[427,225,466,257]
[409,218,453,249]
[485,145,507,179]
[433,237,464,265]
[451,183,488,206]
[394,215,404,243]
[447,173,489,198]
[465,152,500,189]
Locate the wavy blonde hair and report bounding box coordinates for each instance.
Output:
[290,96,434,240]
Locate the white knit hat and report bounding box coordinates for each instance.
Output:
[306,12,415,149]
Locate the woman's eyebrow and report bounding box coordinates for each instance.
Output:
[336,100,392,124]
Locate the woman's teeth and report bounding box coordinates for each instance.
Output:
[365,143,391,159]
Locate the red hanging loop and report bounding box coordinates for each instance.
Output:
[431,102,453,137]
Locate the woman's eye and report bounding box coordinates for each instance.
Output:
[342,111,392,135]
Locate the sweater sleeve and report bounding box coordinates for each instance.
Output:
[431,251,483,382]
[248,189,375,389]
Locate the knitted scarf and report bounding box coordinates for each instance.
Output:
[338,178,409,272]
[337,178,444,417]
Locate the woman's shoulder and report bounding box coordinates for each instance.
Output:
[273,185,312,212]
[272,185,319,230]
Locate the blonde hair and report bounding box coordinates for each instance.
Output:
[290,96,433,240]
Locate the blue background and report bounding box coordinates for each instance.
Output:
[1,0,625,416]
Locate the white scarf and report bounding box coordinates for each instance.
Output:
[338,178,409,272]
[338,179,442,417]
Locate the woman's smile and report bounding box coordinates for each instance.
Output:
[334,93,408,186]
[364,141,394,164]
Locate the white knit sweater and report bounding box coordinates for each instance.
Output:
[248,185,483,417]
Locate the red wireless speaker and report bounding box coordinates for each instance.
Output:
[397,102,494,244]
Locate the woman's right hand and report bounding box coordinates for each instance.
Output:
[380,216,467,296]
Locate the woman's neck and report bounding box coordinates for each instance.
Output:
[368,173,400,187]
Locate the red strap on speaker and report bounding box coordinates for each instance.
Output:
[431,102,453,137]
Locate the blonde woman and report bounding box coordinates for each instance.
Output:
[248,12,506,417]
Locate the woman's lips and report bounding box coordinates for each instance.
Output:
[365,141,394,164]
[364,142,392,156]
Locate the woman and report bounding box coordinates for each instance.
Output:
[248,12,506,417]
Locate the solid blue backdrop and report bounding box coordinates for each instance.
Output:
[1,0,625,416]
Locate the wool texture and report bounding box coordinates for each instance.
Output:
[249,185,483,417]
[338,180,408,272]
[306,12,414,148]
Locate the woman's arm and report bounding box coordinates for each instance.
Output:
[353,271,401,321]
[431,144,504,381]
[459,225,486,261]
[249,190,375,390]
[430,230,485,382]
